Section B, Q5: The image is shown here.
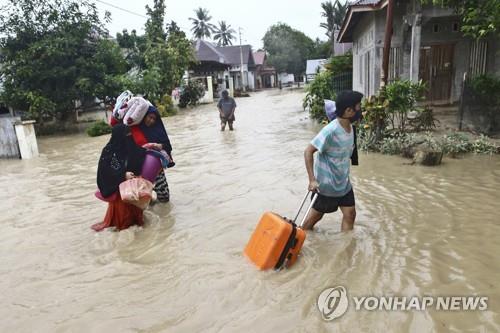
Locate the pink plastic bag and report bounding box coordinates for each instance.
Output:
[119,177,154,210]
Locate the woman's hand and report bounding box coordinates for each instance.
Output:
[125,172,135,180]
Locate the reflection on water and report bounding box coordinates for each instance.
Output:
[1,90,499,332]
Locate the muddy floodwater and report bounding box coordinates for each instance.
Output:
[1,90,499,332]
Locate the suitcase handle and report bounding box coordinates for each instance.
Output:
[292,190,318,228]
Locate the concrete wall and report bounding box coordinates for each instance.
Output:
[247,71,255,90]
[352,0,500,103]
[352,12,378,96]
[0,116,20,158]
[14,121,39,159]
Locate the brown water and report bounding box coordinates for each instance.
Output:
[1,90,499,332]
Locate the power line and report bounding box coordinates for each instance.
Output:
[94,0,191,33]
[94,0,147,19]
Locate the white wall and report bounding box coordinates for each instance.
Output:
[247,71,255,90]
[352,12,378,96]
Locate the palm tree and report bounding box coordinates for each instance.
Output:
[320,0,348,55]
[214,21,236,46]
[189,7,216,39]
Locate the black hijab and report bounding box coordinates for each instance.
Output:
[97,124,147,198]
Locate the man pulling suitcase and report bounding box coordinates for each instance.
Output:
[303,90,364,231]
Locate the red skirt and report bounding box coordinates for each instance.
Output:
[92,196,144,232]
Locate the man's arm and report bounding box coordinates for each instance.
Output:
[217,106,224,117]
[229,99,236,117]
[304,144,320,192]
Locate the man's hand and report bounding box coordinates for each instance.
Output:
[308,180,320,192]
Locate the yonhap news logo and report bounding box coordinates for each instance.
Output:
[317,286,349,320]
[317,286,488,321]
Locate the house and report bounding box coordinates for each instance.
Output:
[306,59,327,82]
[191,40,257,93]
[190,39,231,99]
[217,45,256,91]
[338,0,500,104]
[253,51,277,89]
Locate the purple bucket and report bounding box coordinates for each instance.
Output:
[141,153,162,182]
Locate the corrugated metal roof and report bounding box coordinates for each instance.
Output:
[194,39,227,63]
[352,0,381,5]
[216,45,255,66]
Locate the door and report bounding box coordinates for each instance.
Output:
[419,44,454,103]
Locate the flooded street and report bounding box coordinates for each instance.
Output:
[1,89,499,332]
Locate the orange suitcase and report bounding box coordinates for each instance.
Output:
[244,191,318,270]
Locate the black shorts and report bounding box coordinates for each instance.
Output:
[220,115,235,124]
[312,189,355,214]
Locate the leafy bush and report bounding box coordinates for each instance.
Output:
[379,133,418,155]
[179,80,205,108]
[357,124,380,152]
[156,94,177,117]
[408,106,439,132]
[471,135,498,154]
[303,71,334,122]
[441,133,472,157]
[86,120,112,137]
[324,52,353,76]
[469,74,500,106]
[361,95,389,143]
[421,131,442,151]
[381,80,427,132]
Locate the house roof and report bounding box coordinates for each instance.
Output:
[253,51,266,65]
[337,0,388,43]
[216,45,255,66]
[194,39,228,64]
[306,59,327,75]
[193,40,256,67]
[352,0,381,5]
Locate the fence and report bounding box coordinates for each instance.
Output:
[331,72,353,94]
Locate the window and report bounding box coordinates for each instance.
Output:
[452,22,459,32]
[433,24,440,33]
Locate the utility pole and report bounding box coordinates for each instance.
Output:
[381,0,394,87]
[239,27,246,92]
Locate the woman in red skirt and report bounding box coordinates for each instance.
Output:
[92,124,147,231]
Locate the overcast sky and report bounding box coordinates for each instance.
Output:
[93,0,341,49]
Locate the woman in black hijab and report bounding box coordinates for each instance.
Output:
[97,124,146,198]
[93,124,147,231]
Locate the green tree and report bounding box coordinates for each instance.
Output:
[0,0,126,123]
[263,23,315,77]
[139,1,194,100]
[189,7,216,39]
[116,29,147,70]
[310,38,332,59]
[422,0,500,38]
[214,21,236,46]
[145,0,166,43]
[320,0,348,55]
